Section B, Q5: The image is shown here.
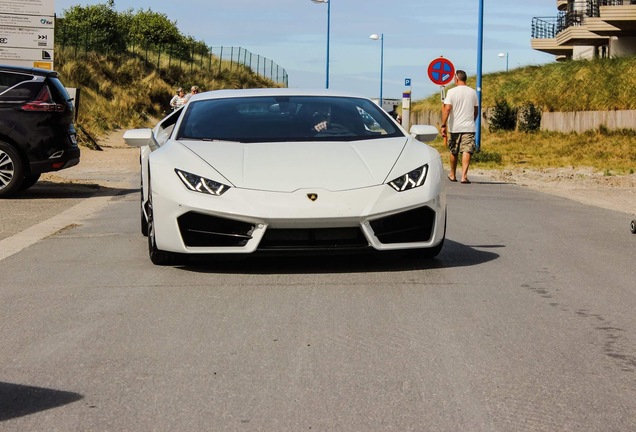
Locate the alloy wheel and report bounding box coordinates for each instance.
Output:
[0,143,24,197]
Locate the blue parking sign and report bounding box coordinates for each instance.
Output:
[405,78,412,86]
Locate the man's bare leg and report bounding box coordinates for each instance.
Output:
[449,153,458,181]
[461,152,471,183]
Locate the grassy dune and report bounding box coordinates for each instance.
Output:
[55,48,279,147]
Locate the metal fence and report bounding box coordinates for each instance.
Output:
[533,0,636,39]
[532,17,560,39]
[210,46,288,86]
[589,0,635,17]
[55,27,288,87]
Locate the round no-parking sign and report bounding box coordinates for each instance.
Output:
[427,57,455,86]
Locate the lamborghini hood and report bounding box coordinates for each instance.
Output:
[179,138,410,192]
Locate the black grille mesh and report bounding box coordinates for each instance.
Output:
[369,207,435,244]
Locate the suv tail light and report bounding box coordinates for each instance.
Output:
[20,86,66,112]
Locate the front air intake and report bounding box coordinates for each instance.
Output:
[259,227,368,250]
[369,207,436,244]
[177,212,255,247]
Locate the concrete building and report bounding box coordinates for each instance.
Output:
[531,0,636,61]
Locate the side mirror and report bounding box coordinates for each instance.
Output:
[409,125,438,143]
[123,128,157,149]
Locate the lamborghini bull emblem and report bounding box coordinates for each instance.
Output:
[307,193,318,202]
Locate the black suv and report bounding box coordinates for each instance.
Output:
[0,65,79,197]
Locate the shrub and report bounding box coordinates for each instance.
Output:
[518,102,542,133]
[489,99,517,132]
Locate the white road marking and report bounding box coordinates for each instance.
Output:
[0,195,113,262]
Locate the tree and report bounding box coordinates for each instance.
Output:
[57,2,127,54]
[128,9,181,50]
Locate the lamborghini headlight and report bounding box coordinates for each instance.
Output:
[387,164,428,192]
[175,169,230,196]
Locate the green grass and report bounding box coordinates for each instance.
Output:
[428,128,636,173]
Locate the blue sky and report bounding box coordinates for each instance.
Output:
[54,0,559,101]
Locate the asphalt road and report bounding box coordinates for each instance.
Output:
[1,176,635,431]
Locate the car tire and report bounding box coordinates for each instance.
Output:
[141,208,149,237]
[140,178,148,237]
[407,211,446,259]
[411,238,445,259]
[0,141,24,197]
[19,173,41,191]
[146,179,184,266]
[631,219,636,234]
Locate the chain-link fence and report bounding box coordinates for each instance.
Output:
[212,46,288,86]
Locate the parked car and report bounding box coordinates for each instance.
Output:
[124,88,446,265]
[0,65,79,197]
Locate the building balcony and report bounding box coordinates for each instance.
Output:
[555,24,609,45]
[531,38,574,56]
[532,1,636,58]
[598,4,636,35]
[585,17,622,36]
[531,17,574,56]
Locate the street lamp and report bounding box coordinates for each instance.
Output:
[311,0,330,89]
[369,33,384,108]
[498,52,509,72]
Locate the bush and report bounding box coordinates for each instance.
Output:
[518,102,542,133]
[489,99,517,132]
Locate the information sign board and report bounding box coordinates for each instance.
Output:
[0,14,54,28]
[0,26,54,49]
[0,0,55,17]
[0,0,54,68]
[0,47,53,62]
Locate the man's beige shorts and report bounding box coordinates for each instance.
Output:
[448,132,476,155]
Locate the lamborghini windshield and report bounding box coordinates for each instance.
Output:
[176,96,404,143]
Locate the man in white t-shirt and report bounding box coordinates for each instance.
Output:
[440,70,478,183]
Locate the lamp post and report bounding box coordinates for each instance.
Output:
[369,33,384,108]
[311,0,330,89]
[498,52,509,72]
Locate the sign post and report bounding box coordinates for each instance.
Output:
[427,56,455,102]
[402,78,412,130]
[427,57,455,146]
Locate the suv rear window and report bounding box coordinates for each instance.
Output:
[0,71,35,92]
[0,71,42,100]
